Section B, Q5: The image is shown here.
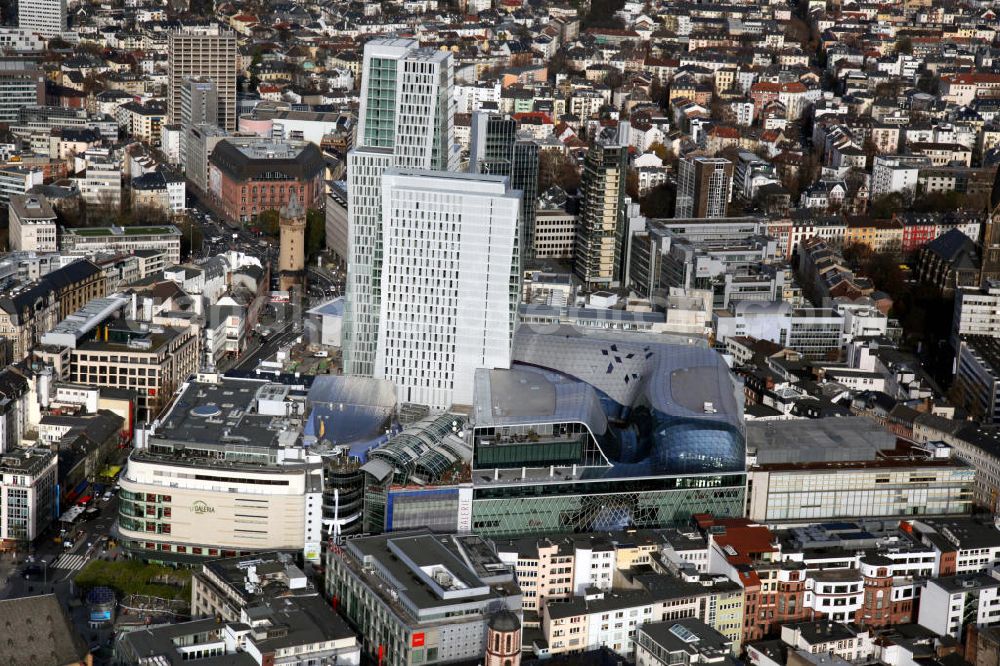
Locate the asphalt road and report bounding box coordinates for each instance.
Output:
[232,321,301,371]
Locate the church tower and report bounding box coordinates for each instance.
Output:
[485,610,521,666]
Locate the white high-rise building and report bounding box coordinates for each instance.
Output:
[376,169,520,409]
[18,0,66,37]
[343,38,458,378]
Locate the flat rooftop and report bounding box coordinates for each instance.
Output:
[65,225,180,237]
[341,530,518,623]
[152,377,302,450]
[232,141,309,160]
[747,417,895,465]
[41,294,130,348]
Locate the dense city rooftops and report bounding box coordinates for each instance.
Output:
[338,530,519,621]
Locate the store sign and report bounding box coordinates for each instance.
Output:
[411,633,425,648]
[191,500,215,515]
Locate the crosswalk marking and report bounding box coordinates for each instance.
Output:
[51,554,87,571]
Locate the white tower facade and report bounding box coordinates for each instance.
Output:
[343,38,458,378]
[375,169,520,409]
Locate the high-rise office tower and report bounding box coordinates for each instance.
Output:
[168,28,237,132]
[179,77,218,127]
[342,38,457,378]
[675,156,734,219]
[18,0,66,37]
[178,77,218,166]
[469,112,540,262]
[375,169,520,409]
[573,123,630,290]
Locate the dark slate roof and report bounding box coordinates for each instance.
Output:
[43,259,102,291]
[209,140,325,182]
[0,594,89,664]
[924,228,980,269]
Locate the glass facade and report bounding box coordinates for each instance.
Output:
[758,467,975,521]
[470,114,540,261]
[471,477,745,536]
[468,341,747,538]
[362,57,397,149]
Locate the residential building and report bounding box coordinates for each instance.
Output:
[541,576,742,658]
[953,336,1000,423]
[343,37,457,378]
[676,157,733,219]
[325,530,522,666]
[573,123,629,290]
[918,572,1000,639]
[168,28,237,131]
[797,237,875,302]
[0,259,104,361]
[779,622,874,663]
[116,101,166,145]
[871,155,928,200]
[0,367,29,453]
[0,447,56,546]
[7,193,56,252]
[635,619,737,666]
[375,169,519,409]
[132,169,185,214]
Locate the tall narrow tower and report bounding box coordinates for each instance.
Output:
[469,112,540,262]
[168,27,237,132]
[342,38,457,378]
[573,123,630,290]
[279,195,307,292]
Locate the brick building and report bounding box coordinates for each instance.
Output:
[208,138,325,225]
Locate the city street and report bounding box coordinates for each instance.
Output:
[232,320,301,371]
[0,495,123,663]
